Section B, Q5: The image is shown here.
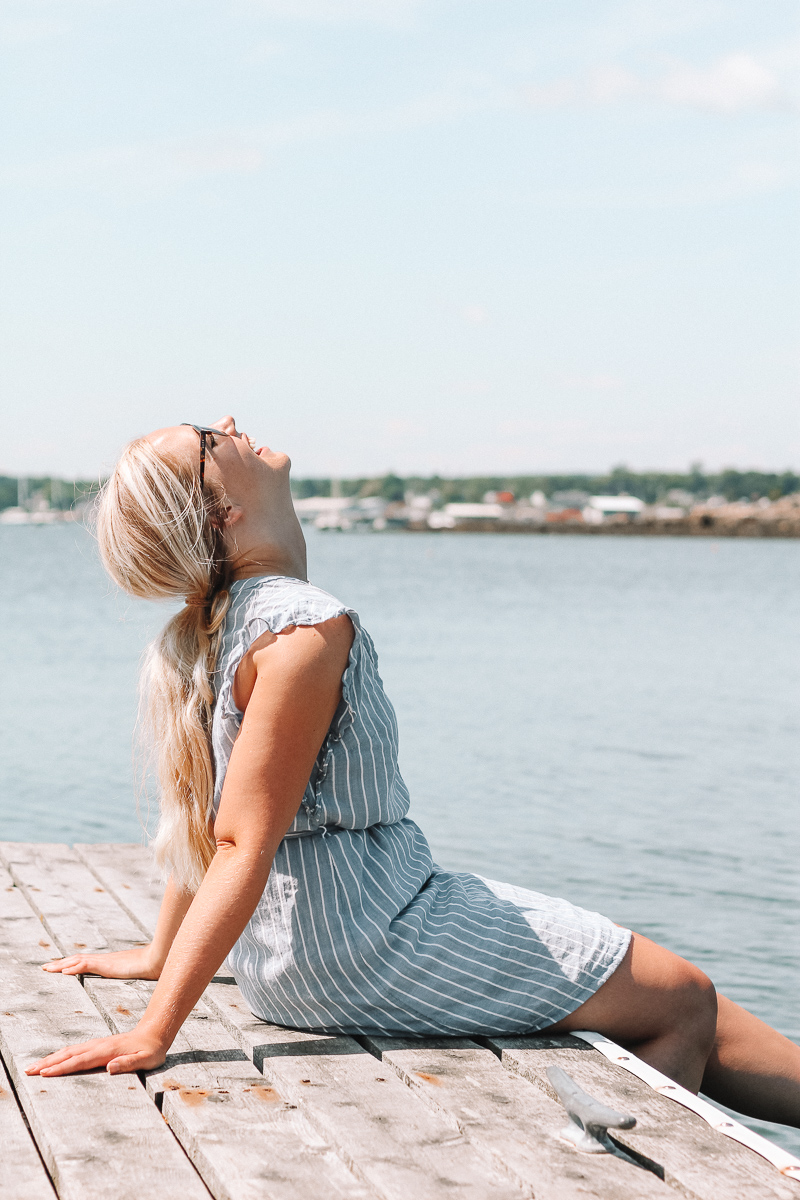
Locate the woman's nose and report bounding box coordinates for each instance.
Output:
[213,415,238,435]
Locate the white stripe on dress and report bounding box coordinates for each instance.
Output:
[211,575,630,1035]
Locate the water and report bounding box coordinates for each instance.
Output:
[2,523,798,1150]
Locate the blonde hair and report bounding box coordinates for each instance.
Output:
[95,437,232,891]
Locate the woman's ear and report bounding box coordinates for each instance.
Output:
[220,502,245,529]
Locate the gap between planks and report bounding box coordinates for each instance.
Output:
[6,843,796,1200]
[75,842,800,1200]
[1,843,372,1200]
[72,844,799,1200]
[0,858,212,1200]
[3,844,524,1200]
[71,844,673,1199]
[0,1048,57,1200]
[64,843,673,1197]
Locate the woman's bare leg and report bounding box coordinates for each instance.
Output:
[701,994,800,1126]
[547,932,800,1127]
[547,931,718,1092]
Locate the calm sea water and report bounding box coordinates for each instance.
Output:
[2,523,798,1149]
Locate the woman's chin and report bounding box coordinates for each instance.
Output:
[258,447,291,471]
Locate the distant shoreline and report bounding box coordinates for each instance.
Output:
[1,507,797,538]
[400,517,800,538]
[299,494,800,538]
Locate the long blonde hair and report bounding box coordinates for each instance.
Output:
[95,437,232,891]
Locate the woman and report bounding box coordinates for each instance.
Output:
[27,417,800,1129]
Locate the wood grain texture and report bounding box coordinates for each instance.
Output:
[0,863,211,1200]
[80,844,527,1200]
[0,843,150,958]
[363,1035,671,1200]
[0,843,255,1088]
[196,1010,526,1200]
[3,843,374,1200]
[74,843,163,937]
[160,1080,372,1200]
[60,842,800,1200]
[0,1053,56,1200]
[87,976,374,1200]
[486,1035,799,1200]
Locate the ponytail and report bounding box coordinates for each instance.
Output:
[96,438,232,891]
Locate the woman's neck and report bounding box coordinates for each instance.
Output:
[227,528,308,584]
[231,558,306,583]
[223,479,308,584]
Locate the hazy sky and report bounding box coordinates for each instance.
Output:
[1,0,797,479]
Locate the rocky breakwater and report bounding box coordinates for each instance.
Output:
[410,494,800,536]
[634,494,800,538]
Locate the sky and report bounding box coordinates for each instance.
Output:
[0,0,797,479]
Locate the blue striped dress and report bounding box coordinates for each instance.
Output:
[212,575,630,1036]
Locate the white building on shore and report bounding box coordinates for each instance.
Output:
[583,495,645,524]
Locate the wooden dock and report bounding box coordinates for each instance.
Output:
[1,842,797,1200]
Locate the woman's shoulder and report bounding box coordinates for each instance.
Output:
[227,574,355,635]
[215,575,361,718]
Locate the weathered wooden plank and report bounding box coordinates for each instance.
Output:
[485,1034,800,1200]
[576,1030,800,1184]
[161,1080,373,1200]
[0,1052,56,1200]
[362,1035,671,1200]
[86,975,254,1087]
[203,1013,527,1200]
[3,843,374,1200]
[5,847,257,1085]
[74,842,163,937]
[0,843,255,1089]
[21,843,797,1200]
[82,844,528,1200]
[0,864,211,1200]
[83,977,374,1200]
[0,842,150,958]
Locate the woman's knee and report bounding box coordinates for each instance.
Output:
[672,958,717,1052]
[552,932,717,1049]
[628,934,717,1051]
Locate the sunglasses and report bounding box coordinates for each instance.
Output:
[181,424,232,490]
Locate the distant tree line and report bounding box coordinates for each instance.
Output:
[2,467,799,513]
[291,466,800,505]
[0,476,101,511]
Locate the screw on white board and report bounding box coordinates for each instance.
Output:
[573,1031,800,1182]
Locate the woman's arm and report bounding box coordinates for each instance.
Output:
[27,614,353,1077]
[42,877,194,980]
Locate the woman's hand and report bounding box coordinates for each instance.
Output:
[26,1028,167,1077]
[42,945,162,980]
[30,620,353,1082]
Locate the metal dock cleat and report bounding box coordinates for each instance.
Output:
[547,1064,637,1155]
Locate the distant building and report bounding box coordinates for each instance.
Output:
[428,502,504,530]
[546,508,583,524]
[427,511,457,529]
[583,496,645,524]
[405,492,433,514]
[649,506,685,520]
[444,502,504,519]
[292,494,397,532]
[293,496,353,522]
[0,507,65,525]
[483,490,514,504]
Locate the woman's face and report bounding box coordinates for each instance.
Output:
[146,415,305,578]
[147,415,291,510]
